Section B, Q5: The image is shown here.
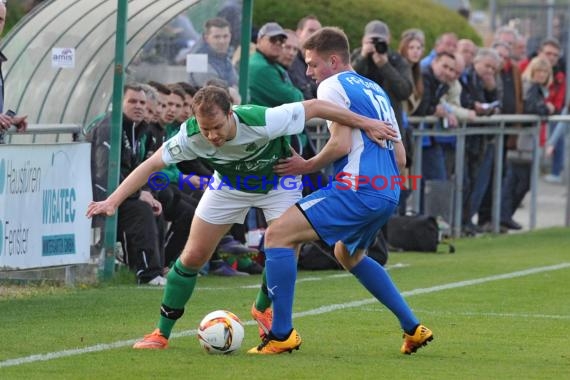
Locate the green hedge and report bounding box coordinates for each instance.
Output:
[253,0,482,53]
[4,2,26,35]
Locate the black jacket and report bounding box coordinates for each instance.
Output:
[87,113,151,201]
[523,83,550,116]
[288,51,318,100]
[351,49,413,135]
[459,67,499,112]
[413,65,450,117]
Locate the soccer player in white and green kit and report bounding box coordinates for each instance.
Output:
[86,85,399,349]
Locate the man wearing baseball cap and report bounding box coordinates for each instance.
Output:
[258,22,288,40]
[364,19,390,40]
[248,22,303,106]
[351,19,413,179]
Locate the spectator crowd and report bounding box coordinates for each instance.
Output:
[5,5,564,284]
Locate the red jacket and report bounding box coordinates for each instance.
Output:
[547,70,566,113]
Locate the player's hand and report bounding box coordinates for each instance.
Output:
[274,147,309,176]
[86,200,117,218]
[545,145,555,157]
[363,120,398,148]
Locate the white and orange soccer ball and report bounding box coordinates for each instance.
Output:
[197,310,245,354]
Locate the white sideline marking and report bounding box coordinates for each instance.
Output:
[182,263,409,291]
[414,310,570,320]
[1,262,568,368]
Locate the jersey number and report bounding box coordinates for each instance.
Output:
[363,88,391,120]
[363,89,394,149]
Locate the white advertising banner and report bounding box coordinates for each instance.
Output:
[0,144,92,269]
[51,47,76,69]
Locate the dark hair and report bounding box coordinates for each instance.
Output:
[540,37,561,51]
[176,82,198,96]
[147,81,171,96]
[204,17,230,33]
[205,77,230,89]
[435,51,456,61]
[303,27,350,64]
[435,32,458,46]
[124,82,144,94]
[296,15,319,30]
[191,85,232,117]
[167,84,186,101]
[458,7,470,20]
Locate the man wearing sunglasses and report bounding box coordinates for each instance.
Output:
[248,22,304,107]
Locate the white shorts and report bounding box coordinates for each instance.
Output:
[195,177,302,225]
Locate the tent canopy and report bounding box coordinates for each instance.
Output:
[0,0,224,125]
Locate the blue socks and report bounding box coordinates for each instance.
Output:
[264,247,297,339]
[264,249,418,337]
[350,256,419,332]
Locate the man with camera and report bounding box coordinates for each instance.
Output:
[351,20,413,160]
[351,20,414,252]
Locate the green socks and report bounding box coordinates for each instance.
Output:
[157,259,197,338]
[254,269,272,311]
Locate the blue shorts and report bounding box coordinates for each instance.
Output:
[297,187,397,255]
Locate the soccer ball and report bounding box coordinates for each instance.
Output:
[197,310,245,354]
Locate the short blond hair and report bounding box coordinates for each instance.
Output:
[522,56,553,87]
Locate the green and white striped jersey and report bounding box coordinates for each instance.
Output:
[162,102,305,193]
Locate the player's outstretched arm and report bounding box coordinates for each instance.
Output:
[275,122,352,176]
[302,99,399,143]
[86,147,167,218]
[393,139,406,172]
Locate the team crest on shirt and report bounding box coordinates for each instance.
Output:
[245,142,258,152]
[166,140,183,158]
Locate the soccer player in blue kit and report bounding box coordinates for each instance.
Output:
[248,27,433,355]
[87,85,399,350]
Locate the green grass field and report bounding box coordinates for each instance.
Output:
[1,228,569,379]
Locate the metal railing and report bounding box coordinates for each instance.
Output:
[5,119,569,238]
[306,115,570,237]
[1,124,84,143]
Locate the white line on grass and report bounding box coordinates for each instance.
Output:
[152,263,409,291]
[1,262,568,368]
[413,309,570,320]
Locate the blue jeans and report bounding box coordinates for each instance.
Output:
[465,142,495,222]
[551,122,565,176]
[421,143,447,181]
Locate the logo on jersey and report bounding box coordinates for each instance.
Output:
[166,140,183,158]
[245,142,258,152]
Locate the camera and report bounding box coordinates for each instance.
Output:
[371,37,388,54]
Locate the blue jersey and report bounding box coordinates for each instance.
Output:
[318,71,402,203]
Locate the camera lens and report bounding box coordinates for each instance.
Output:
[374,40,388,54]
